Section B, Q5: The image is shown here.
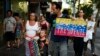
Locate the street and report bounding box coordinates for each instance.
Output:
[0,28,100,56]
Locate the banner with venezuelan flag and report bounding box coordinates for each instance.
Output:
[54,18,87,38]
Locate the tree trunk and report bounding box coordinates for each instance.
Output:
[96,9,100,27]
[96,9,100,20]
[78,0,80,11]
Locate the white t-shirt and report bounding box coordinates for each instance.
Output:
[25,21,40,41]
[4,16,16,32]
[84,21,96,42]
[87,21,96,33]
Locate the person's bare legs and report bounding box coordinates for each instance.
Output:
[17,38,20,48]
[7,41,10,47]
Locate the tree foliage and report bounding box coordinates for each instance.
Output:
[81,4,93,19]
[92,0,100,9]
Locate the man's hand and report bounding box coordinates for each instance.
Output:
[70,16,76,21]
[45,39,49,44]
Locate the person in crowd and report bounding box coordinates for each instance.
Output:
[38,29,48,56]
[62,9,70,18]
[84,15,97,56]
[48,2,68,56]
[73,10,85,56]
[3,10,16,48]
[40,14,49,30]
[62,9,73,46]
[13,13,23,48]
[24,12,40,56]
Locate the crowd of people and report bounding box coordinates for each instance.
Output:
[3,2,97,56]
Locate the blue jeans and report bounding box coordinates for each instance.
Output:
[48,40,67,56]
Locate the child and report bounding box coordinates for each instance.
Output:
[38,29,48,56]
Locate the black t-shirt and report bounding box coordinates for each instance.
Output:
[38,39,48,49]
[50,13,68,42]
[46,12,57,29]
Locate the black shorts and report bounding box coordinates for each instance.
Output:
[4,31,15,41]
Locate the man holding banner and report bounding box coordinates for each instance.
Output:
[48,2,68,56]
[53,9,87,56]
[54,10,87,56]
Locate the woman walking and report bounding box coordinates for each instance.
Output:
[73,10,85,56]
[84,15,97,56]
[24,12,40,56]
[13,13,23,48]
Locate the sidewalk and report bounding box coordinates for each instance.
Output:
[0,27,99,56]
[0,40,25,56]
